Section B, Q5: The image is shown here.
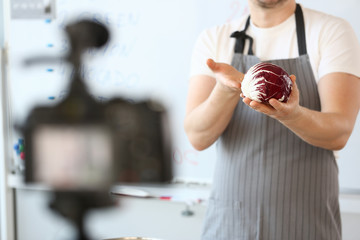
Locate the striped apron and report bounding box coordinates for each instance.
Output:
[201,4,341,240]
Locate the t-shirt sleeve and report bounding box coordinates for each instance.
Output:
[189,29,217,78]
[318,17,360,79]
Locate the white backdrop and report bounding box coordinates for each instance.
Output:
[7,0,360,189]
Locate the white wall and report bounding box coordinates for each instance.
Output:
[0,0,15,239]
[4,1,360,240]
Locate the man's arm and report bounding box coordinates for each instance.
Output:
[184,59,244,150]
[243,72,360,150]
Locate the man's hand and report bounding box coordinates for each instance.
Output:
[207,58,244,93]
[184,59,245,150]
[241,75,302,122]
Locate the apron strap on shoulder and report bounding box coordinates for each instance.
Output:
[230,17,254,55]
[295,4,307,55]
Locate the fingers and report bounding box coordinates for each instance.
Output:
[242,97,276,115]
[207,58,229,73]
[268,98,285,111]
[242,97,267,110]
[207,58,226,73]
[207,58,244,90]
[206,58,217,71]
[242,96,252,106]
[207,58,244,80]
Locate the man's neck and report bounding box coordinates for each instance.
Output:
[249,1,297,28]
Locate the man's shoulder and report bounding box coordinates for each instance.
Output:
[302,5,355,44]
[201,15,248,38]
[302,6,348,28]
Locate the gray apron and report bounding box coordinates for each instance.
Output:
[202,4,341,240]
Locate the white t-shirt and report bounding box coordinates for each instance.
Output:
[190,5,360,82]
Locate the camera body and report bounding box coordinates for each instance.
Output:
[23,93,172,190]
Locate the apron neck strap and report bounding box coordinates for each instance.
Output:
[230,3,307,56]
[230,17,254,55]
[295,4,307,55]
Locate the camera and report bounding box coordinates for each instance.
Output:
[21,19,173,240]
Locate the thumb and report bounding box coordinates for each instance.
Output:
[290,74,296,83]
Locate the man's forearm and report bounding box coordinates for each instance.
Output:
[184,84,241,150]
[280,106,353,150]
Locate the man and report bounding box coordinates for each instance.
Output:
[184,0,360,239]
